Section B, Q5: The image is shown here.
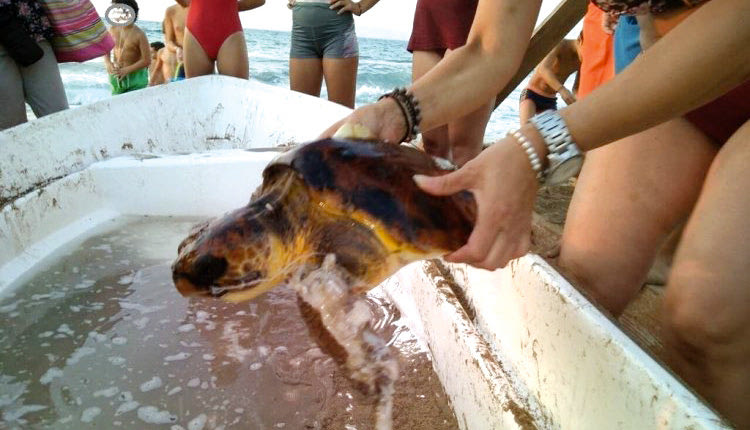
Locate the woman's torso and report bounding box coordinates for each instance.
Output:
[187,0,240,27]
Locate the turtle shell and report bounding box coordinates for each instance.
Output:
[263,138,477,254]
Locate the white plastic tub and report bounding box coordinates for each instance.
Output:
[0,76,731,429]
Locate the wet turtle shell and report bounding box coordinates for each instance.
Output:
[172,138,476,302]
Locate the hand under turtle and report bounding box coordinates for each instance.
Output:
[414,136,538,270]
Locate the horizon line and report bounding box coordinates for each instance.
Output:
[133,19,410,43]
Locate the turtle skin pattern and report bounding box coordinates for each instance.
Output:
[172,138,476,302]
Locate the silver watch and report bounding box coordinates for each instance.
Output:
[529,110,583,185]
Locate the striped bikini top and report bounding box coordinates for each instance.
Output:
[591,0,706,15]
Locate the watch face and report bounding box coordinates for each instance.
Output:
[547,156,583,185]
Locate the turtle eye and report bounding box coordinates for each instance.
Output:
[191,254,228,287]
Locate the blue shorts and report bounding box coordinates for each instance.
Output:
[613,15,641,74]
[290,3,358,59]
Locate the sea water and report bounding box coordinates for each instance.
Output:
[0,216,458,429]
[56,22,542,143]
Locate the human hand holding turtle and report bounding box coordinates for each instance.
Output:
[320,97,410,144]
[323,97,543,270]
[414,134,539,270]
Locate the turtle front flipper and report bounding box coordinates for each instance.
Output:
[292,254,398,428]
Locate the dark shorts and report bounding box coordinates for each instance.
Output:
[290,3,358,59]
[407,0,478,53]
[520,88,558,112]
[614,14,750,143]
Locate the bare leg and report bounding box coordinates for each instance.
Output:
[216,31,249,79]
[321,57,358,108]
[413,50,449,159]
[184,29,215,78]
[412,49,492,165]
[662,120,750,428]
[447,95,493,166]
[519,98,537,126]
[290,58,324,98]
[558,118,717,316]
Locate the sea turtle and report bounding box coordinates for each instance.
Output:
[171,137,476,303]
[171,137,475,412]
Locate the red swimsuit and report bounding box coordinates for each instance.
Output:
[187,0,243,60]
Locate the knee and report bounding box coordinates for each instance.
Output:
[663,263,748,359]
[557,247,640,316]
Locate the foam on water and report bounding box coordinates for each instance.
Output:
[93,387,120,398]
[137,405,177,424]
[0,216,458,429]
[81,406,101,422]
[139,377,163,392]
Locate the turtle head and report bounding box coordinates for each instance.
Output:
[172,196,297,303]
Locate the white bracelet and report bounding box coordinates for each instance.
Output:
[508,130,543,181]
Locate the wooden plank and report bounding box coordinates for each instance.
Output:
[495,0,588,107]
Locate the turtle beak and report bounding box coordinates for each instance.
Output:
[173,276,208,297]
[172,254,229,297]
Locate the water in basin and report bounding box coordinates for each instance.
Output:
[0,216,458,429]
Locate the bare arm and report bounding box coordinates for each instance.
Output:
[410,0,541,132]
[356,0,379,15]
[149,55,163,85]
[239,0,265,11]
[328,0,379,15]
[558,0,750,152]
[103,52,115,74]
[164,11,179,53]
[535,46,566,91]
[536,42,578,104]
[103,30,116,74]
[321,0,542,141]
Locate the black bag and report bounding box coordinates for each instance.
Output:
[0,10,44,67]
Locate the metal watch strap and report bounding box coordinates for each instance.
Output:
[528,110,582,183]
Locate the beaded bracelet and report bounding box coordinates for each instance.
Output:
[378,87,421,143]
[507,129,543,181]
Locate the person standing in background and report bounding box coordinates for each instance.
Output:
[163,0,187,80]
[183,0,265,79]
[288,0,379,108]
[518,36,582,125]
[149,41,176,86]
[0,0,68,130]
[577,2,614,98]
[406,0,489,166]
[104,0,150,95]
